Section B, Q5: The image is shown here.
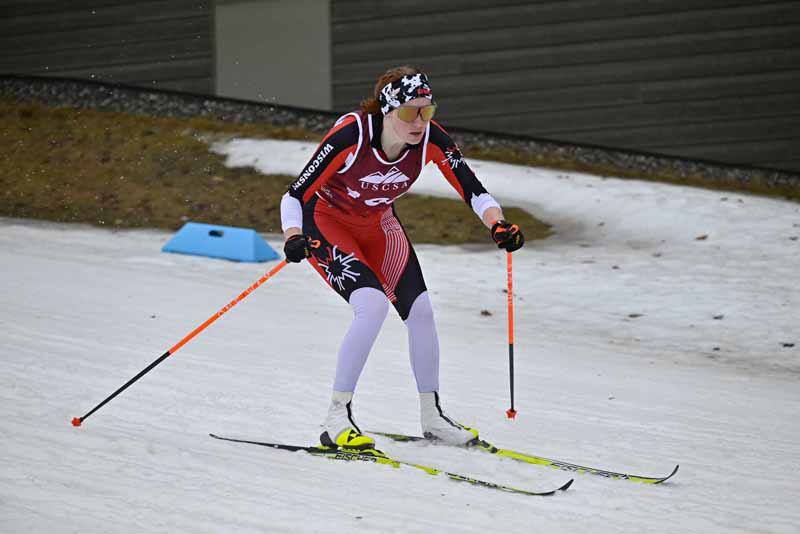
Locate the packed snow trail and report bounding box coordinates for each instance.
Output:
[2,141,799,532]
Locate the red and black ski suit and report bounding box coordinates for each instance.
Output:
[281,111,499,320]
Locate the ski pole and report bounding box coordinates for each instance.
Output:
[505,251,517,419]
[72,259,289,427]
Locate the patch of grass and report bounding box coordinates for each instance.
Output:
[396,194,549,245]
[0,99,550,243]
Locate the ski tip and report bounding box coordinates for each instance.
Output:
[71,417,82,427]
[655,464,680,484]
[559,479,574,492]
[506,408,517,419]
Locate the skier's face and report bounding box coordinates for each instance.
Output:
[386,97,433,145]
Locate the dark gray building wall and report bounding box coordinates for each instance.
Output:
[0,0,214,94]
[3,1,798,172]
[331,0,800,172]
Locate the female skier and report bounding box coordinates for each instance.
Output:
[280,66,524,449]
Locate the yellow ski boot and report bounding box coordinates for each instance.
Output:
[320,391,376,450]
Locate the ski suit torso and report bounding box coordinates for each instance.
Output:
[285,111,497,319]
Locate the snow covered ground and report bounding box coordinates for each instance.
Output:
[2,138,800,533]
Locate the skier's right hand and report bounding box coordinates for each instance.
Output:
[284,234,312,263]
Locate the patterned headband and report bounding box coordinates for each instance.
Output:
[378,73,433,115]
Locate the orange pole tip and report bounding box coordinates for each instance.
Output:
[506,409,517,419]
[71,417,82,427]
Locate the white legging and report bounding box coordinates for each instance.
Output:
[333,287,439,393]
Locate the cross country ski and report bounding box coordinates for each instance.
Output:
[370,431,679,484]
[209,433,573,497]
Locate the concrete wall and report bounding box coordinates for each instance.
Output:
[1,0,214,93]
[215,0,331,109]
[331,0,800,172]
[1,0,332,108]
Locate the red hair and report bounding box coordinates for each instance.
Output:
[360,65,420,114]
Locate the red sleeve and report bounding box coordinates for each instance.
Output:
[425,120,490,205]
[287,115,360,205]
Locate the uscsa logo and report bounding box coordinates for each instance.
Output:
[358,167,410,191]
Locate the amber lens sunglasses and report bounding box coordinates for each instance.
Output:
[395,104,437,122]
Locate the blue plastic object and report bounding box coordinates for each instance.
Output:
[162,222,280,262]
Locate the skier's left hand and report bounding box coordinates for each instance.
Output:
[491,220,524,252]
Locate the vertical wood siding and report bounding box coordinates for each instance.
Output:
[1,0,213,94]
[331,0,800,172]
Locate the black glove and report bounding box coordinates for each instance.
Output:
[491,220,524,252]
[284,234,312,263]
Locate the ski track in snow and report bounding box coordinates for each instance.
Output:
[2,138,800,533]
